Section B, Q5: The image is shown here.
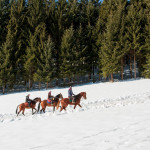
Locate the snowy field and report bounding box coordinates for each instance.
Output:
[0,78,150,150]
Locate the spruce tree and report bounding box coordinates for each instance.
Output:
[94,0,116,80]
[60,25,76,84]
[2,0,27,86]
[25,0,45,89]
[33,36,55,89]
[143,55,150,78]
[126,0,146,79]
[0,0,10,50]
[100,0,127,82]
[142,1,150,77]
[0,39,14,94]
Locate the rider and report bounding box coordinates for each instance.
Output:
[48,91,54,104]
[26,94,32,107]
[68,86,75,103]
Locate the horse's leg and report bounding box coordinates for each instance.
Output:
[53,106,55,113]
[17,109,21,116]
[74,105,77,109]
[32,108,33,115]
[60,107,63,112]
[40,109,43,113]
[42,108,45,113]
[41,103,46,113]
[17,106,23,116]
[78,104,82,108]
[33,108,37,114]
[40,108,43,113]
[22,109,25,116]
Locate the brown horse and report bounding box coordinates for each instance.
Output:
[57,92,87,112]
[16,97,41,116]
[39,93,63,113]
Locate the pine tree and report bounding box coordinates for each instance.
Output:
[126,0,146,79]
[74,24,87,77]
[82,0,100,81]
[94,0,116,80]
[142,0,150,77]
[143,55,150,78]
[115,0,128,80]
[0,38,14,94]
[100,0,127,82]
[60,25,76,84]
[0,0,10,50]
[25,0,46,89]
[24,23,47,90]
[2,0,27,87]
[33,36,55,89]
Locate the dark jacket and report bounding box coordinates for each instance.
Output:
[26,96,32,102]
[68,88,74,97]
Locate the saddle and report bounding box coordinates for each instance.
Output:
[47,99,52,104]
[24,102,32,107]
[69,96,75,103]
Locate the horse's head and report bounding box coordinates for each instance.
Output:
[81,92,87,100]
[34,97,41,103]
[59,93,63,100]
[56,93,63,100]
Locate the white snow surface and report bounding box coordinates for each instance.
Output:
[0,78,150,150]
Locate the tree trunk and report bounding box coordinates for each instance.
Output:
[99,73,101,81]
[2,85,5,94]
[92,63,94,75]
[121,57,124,80]
[63,78,66,87]
[77,76,80,84]
[46,82,48,89]
[88,73,91,82]
[56,79,58,86]
[111,73,114,82]
[134,49,136,79]
[130,54,133,78]
[39,82,41,90]
[28,79,30,90]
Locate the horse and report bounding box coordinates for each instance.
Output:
[39,93,63,113]
[16,97,41,116]
[57,92,87,112]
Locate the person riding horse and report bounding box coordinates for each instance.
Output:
[68,86,75,103]
[25,94,32,107]
[48,91,54,104]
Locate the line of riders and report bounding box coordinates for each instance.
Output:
[26,86,75,107]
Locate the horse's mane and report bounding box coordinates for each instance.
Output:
[31,97,40,104]
[74,93,82,99]
[55,94,60,98]
[33,97,40,101]
[55,94,62,100]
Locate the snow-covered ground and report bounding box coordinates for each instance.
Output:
[0,79,150,150]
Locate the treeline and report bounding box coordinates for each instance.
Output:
[0,0,150,93]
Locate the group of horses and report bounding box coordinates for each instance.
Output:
[16,92,87,116]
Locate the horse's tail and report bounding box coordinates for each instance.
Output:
[56,100,60,110]
[38,102,41,112]
[16,105,19,114]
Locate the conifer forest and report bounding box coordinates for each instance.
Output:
[0,0,150,93]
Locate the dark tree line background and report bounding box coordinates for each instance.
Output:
[0,0,150,94]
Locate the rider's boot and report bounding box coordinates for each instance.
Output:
[28,102,30,107]
[72,97,75,103]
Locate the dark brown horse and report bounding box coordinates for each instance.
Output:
[16,97,41,116]
[39,93,63,113]
[57,92,87,112]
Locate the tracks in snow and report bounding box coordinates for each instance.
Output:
[0,92,150,124]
